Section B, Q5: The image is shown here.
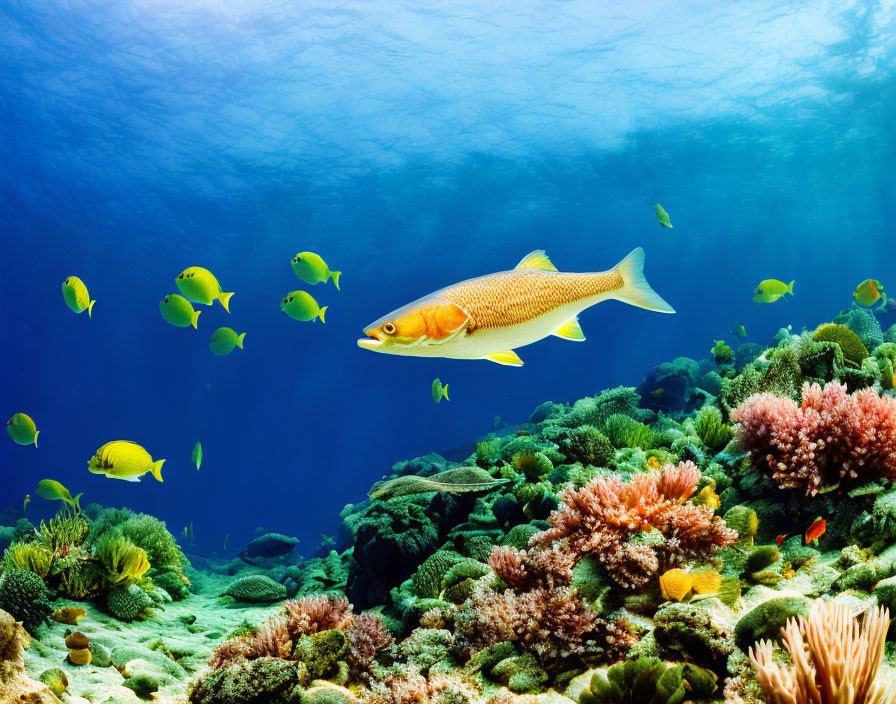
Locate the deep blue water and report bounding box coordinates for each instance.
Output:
[2,1,895,556]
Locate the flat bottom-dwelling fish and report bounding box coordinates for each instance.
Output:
[358,248,673,366]
[368,467,510,500]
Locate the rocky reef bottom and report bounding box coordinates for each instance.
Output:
[6,308,896,703]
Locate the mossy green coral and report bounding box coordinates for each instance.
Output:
[813,323,869,368]
[694,405,732,449]
[604,414,654,450]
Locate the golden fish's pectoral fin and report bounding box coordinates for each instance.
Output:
[481,350,524,367]
[552,317,586,341]
[514,250,558,271]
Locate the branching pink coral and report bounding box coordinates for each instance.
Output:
[361,667,479,704]
[529,462,737,588]
[488,544,575,591]
[732,382,896,495]
[347,612,394,680]
[285,594,353,640]
[455,583,634,672]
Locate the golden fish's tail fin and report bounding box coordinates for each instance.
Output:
[33,430,39,448]
[236,333,246,349]
[88,300,96,318]
[319,306,328,324]
[788,280,795,295]
[611,248,675,314]
[151,459,165,483]
[191,310,201,329]
[330,271,342,290]
[217,292,234,313]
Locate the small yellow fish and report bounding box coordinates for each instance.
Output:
[210,327,245,356]
[175,267,234,313]
[854,279,884,308]
[192,441,202,470]
[358,248,673,366]
[159,294,201,329]
[7,413,39,447]
[654,203,673,229]
[23,494,30,514]
[281,290,327,322]
[36,479,82,509]
[88,441,164,483]
[692,485,721,511]
[431,378,450,403]
[62,276,96,318]
[732,322,747,339]
[291,252,341,290]
[753,279,794,303]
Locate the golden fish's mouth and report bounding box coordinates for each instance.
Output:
[357,330,384,351]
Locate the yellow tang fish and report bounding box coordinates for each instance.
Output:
[62,276,96,318]
[854,279,884,308]
[358,248,673,366]
[88,441,165,483]
[176,267,234,313]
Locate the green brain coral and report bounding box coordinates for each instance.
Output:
[222,575,287,603]
[813,323,869,368]
[579,656,717,704]
[107,583,154,621]
[0,569,52,633]
[411,550,464,599]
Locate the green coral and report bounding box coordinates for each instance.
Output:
[95,530,150,587]
[222,575,287,603]
[0,569,52,633]
[491,653,548,694]
[711,340,735,366]
[443,560,491,589]
[150,569,190,601]
[564,386,644,427]
[107,583,154,621]
[124,673,160,698]
[694,405,732,450]
[722,505,758,545]
[813,323,869,368]
[579,657,717,704]
[835,307,883,351]
[511,452,553,481]
[564,426,615,467]
[293,629,347,680]
[500,524,539,551]
[604,414,654,450]
[187,657,307,704]
[1,541,53,578]
[411,551,464,599]
[734,596,810,650]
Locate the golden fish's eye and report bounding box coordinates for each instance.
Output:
[382,322,397,335]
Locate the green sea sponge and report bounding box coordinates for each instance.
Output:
[564,386,644,427]
[491,652,548,694]
[150,569,190,601]
[443,560,491,589]
[570,555,611,609]
[579,657,717,704]
[124,673,160,698]
[188,656,307,704]
[107,583,153,621]
[443,578,476,604]
[694,405,733,450]
[835,307,883,351]
[873,343,896,388]
[734,596,810,650]
[411,551,464,599]
[511,452,553,481]
[38,668,69,697]
[722,506,758,544]
[0,569,52,633]
[222,575,287,603]
[604,414,654,450]
[813,323,869,368]
[500,524,539,550]
[711,340,735,366]
[293,629,347,680]
[459,535,494,562]
[396,627,453,671]
[744,546,780,575]
[476,440,500,467]
[564,426,615,467]
[762,347,804,400]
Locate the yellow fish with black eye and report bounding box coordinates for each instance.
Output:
[62,276,96,318]
[175,267,234,313]
[854,279,885,308]
[291,252,341,290]
[281,291,327,322]
[88,441,165,483]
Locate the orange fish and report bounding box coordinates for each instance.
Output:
[776,534,786,547]
[805,518,825,544]
[358,249,674,366]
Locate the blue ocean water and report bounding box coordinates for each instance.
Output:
[1,0,894,556]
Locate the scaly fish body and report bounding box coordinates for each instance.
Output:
[359,248,673,366]
[88,441,165,482]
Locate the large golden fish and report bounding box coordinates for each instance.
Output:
[358,248,673,366]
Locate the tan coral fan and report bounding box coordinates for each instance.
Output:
[749,600,892,704]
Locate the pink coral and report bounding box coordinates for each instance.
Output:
[455,583,634,672]
[529,462,737,588]
[731,382,896,495]
[488,544,575,591]
[284,594,353,640]
[347,612,394,680]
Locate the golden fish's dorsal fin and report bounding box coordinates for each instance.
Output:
[514,250,558,271]
[481,350,524,366]
[552,317,586,341]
